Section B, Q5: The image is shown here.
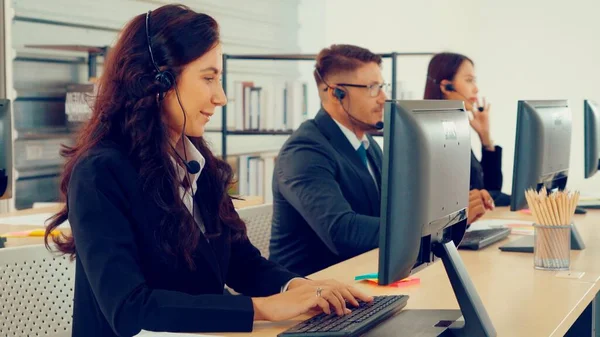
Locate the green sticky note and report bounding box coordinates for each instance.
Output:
[355,273,378,281]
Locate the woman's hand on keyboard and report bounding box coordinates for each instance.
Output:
[251,279,373,321]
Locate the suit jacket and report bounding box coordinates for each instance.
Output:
[67,141,298,337]
[269,109,383,276]
[470,145,503,192]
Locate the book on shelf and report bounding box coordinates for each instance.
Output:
[229,152,278,203]
[230,80,308,132]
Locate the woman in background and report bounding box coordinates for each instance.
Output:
[424,53,511,222]
[44,5,371,337]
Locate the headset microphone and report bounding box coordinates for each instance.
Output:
[173,150,201,174]
[146,9,200,223]
[186,160,201,175]
[347,110,384,130]
[345,111,384,130]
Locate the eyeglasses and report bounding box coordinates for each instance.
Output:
[336,82,391,97]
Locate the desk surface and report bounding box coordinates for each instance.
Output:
[208,208,600,337]
[2,206,599,337]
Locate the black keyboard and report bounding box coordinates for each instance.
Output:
[459,227,511,250]
[277,295,408,337]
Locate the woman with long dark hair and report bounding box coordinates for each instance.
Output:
[424,53,511,223]
[45,5,371,336]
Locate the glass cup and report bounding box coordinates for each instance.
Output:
[533,224,571,270]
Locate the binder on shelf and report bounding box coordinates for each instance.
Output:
[249,87,261,130]
[232,152,277,203]
[230,80,307,132]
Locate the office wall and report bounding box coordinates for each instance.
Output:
[1,0,302,210]
[473,0,600,195]
[298,0,600,195]
[298,0,479,120]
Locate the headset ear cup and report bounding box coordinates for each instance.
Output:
[154,71,174,100]
[334,88,346,100]
[444,83,455,92]
[155,72,173,92]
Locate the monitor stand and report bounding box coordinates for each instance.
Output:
[364,309,464,337]
[432,240,496,337]
[365,240,496,337]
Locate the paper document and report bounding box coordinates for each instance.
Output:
[0,213,70,228]
[467,219,534,235]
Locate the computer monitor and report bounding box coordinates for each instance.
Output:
[584,99,600,179]
[0,99,11,200]
[510,100,571,211]
[379,100,496,337]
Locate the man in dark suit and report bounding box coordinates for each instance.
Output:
[268,45,387,276]
[269,45,492,276]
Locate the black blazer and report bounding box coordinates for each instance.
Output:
[470,146,503,191]
[470,146,512,206]
[67,142,298,337]
[269,109,383,276]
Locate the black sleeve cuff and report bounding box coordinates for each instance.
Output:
[481,145,503,191]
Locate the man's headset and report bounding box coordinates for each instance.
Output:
[315,67,384,130]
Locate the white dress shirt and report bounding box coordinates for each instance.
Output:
[171,136,206,233]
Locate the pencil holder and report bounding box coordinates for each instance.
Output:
[533,224,570,270]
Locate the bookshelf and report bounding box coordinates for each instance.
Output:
[15,47,432,205]
[24,45,109,80]
[219,52,435,160]
[23,45,109,125]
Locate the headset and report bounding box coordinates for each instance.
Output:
[333,87,347,100]
[428,76,484,112]
[145,10,200,176]
[315,67,384,130]
[146,10,201,224]
[146,11,174,101]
